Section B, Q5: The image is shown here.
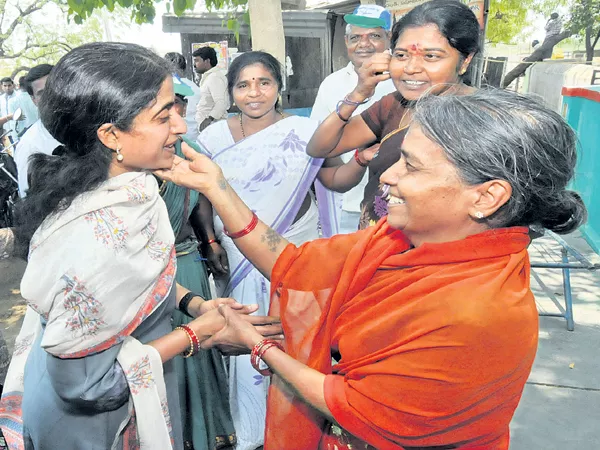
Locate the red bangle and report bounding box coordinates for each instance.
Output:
[251,339,284,376]
[176,325,200,358]
[206,238,219,245]
[354,149,368,167]
[224,212,259,239]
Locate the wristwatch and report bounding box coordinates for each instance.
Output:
[179,292,205,317]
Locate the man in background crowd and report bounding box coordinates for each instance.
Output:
[192,46,230,132]
[310,5,395,233]
[14,64,60,198]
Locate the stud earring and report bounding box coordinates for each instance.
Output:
[116,146,124,162]
[475,211,484,219]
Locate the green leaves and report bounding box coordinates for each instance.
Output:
[63,0,248,25]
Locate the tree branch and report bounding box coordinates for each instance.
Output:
[593,27,600,50]
[502,31,571,88]
[0,0,51,46]
[1,41,58,59]
[11,65,31,79]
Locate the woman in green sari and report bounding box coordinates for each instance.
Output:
[160,75,236,450]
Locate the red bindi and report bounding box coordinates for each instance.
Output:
[407,44,424,56]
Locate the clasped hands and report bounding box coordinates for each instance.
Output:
[195,298,283,356]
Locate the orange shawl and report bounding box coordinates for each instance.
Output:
[266,220,538,449]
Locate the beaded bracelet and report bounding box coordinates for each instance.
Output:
[176,325,199,358]
[250,339,284,376]
[224,212,259,239]
[342,94,370,106]
[354,149,368,168]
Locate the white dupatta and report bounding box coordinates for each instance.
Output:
[0,172,177,450]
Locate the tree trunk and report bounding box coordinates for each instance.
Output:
[586,26,593,62]
[248,0,286,67]
[502,31,571,88]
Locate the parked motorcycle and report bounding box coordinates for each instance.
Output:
[0,108,21,228]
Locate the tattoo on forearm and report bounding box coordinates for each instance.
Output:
[261,228,282,252]
[218,177,227,191]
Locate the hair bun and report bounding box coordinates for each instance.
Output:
[540,191,587,234]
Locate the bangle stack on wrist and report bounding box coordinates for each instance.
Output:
[176,325,200,358]
[224,212,259,239]
[342,94,370,106]
[250,339,284,376]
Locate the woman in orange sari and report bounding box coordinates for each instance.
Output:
[156,89,587,450]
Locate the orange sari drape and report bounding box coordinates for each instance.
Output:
[266,220,538,450]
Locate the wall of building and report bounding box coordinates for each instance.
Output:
[526,62,598,112]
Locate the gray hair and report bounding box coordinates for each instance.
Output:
[412,89,587,234]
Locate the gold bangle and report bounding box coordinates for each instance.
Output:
[176,326,195,358]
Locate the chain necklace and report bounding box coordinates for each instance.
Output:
[239,110,285,139]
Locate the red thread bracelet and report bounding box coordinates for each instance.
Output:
[176,325,199,358]
[206,238,219,245]
[224,212,259,239]
[251,339,284,376]
[354,149,368,167]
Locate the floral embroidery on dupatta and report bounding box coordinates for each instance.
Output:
[125,355,154,394]
[85,208,129,252]
[61,274,106,336]
[141,222,171,262]
[123,179,152,204]
[12,335,34,357]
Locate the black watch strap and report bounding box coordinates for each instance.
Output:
[179,292,204,317]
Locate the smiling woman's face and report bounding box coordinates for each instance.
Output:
[232,63,280,120]
[389,24,472,101]
[107,77,187,176]
[379,124,484,245]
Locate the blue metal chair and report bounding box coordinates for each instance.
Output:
[529,230,599,331]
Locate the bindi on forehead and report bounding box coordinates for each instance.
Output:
[408,44,424,56]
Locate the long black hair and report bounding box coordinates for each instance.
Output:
[391,0,480,66]
[15,42,171,256]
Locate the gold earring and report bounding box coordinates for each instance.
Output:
[116,146,124,162]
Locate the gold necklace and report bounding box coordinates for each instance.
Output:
[239,110,285,138]
[380,108,411,145]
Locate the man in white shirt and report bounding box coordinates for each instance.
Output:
[310,5,395,234]
[15,76,39,133]
[0,77,19,143]
[13,64,60,197]
[193,46,230,132]
[164,52,202,141]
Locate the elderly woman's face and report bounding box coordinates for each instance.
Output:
[113,77,186,173]
[379,125,483,246]
[389,24,472,101]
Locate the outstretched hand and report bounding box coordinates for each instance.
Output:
[153,141,228,196]
[201,305,284,356]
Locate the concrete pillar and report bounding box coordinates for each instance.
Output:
[248,0,286,67]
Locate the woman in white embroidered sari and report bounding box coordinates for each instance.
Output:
[196,51,367,450]
[0,43,281,450]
